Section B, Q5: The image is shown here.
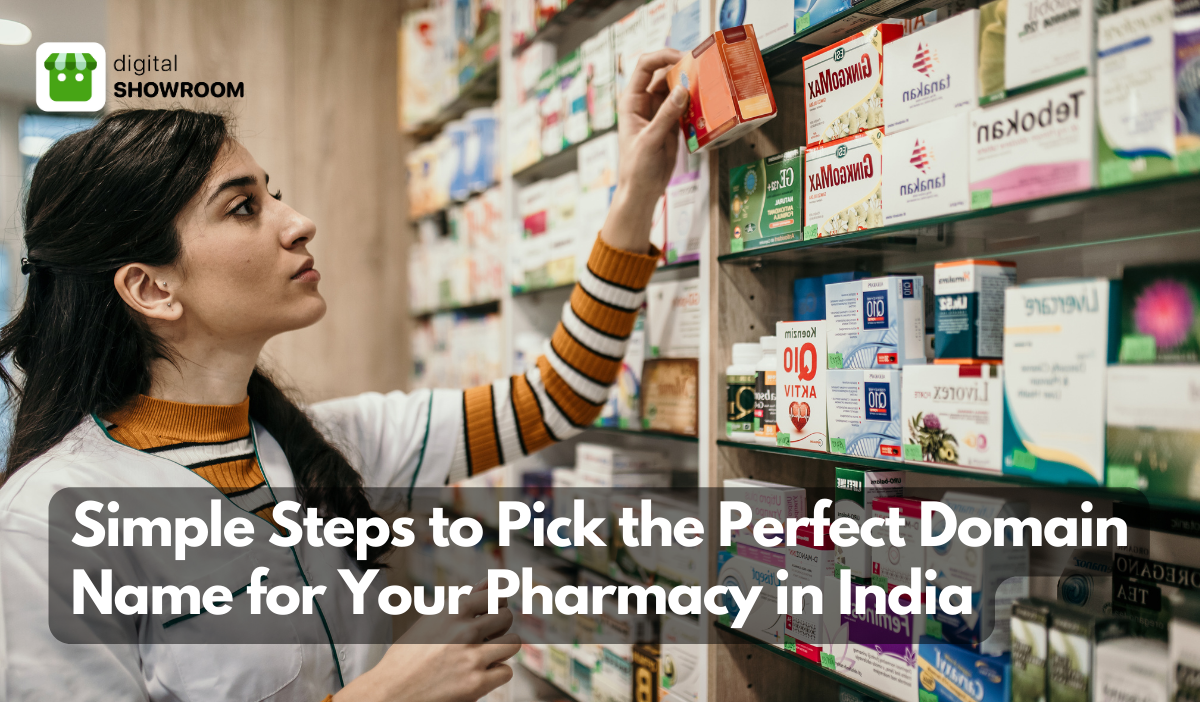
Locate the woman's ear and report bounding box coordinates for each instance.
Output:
[114,263,181,321]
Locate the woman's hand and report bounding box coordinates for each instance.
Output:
[600,48,689,253]
[334,582,520,702]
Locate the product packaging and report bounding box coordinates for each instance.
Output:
[666,25,777,153]
[1097,0,1178,187]
[794,0,854,38]
[632,644,660,702]
[651,494,702,587]
[821,574,922,702]
[640,359,700,436]
[643,0,672,50]
[607,492,658,586]
[826,275,926,369]
[834,466,905,579]
[729,148,804,253]
[794,271,871,321]
[722,477,807,550]
[917,638,1012,702]
[828,369,903,461]
[660,613,702,702]
[1002,278,1119,485]
[804,129,884,238]
[665,144,706,264]
[870,496,924,589]
[968,76,1096,209]
[1175,16,1200,172]
[537,67,564,158]
[716,0,795,50]
[902,364,1005,472]
[560,49,590,146]
[1011,599,1051,702]
[1170,592,1200,702]
[775,321,829,452]
[1106,365,1200,496]
[926,492,1030,654]
[1048,610,1130,702]
[882,114,971,224]
[646,279,701,359]
[803,24,901,145]
[596,310,645,430]
[727,342,762,441]
[715,544,786,644]
[934,259,1017,363]
[1096,637,1169,702]
[784,524,836,663]
[1005,0,1094,95]
[1058,547,1113,615]
[613,5,646,98]
[1119,261,1200,363]
[978,0,1008,104]
[509,98,543,173]
[582,28,617,132]
[576,443,667,475]
[885,10,981,134]
[754,335,779,445]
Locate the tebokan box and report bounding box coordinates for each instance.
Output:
[834,466,905,580]
[934,259,1016,363]
[729,148,803,253]
[666,25,777,154]
[968,76,1095,209]
[784,524,835,663]
[884,9,981,134]
[775,321,828,452]
[803,23,902,145]
[870,496,924,590]
[826,275,926,370]
[804,128,884,238]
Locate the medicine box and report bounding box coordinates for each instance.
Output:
[612,5,645,98]
[935,259,1017,363]
[1119,261,1200,363]
[969,76,1096,209]
[722,478,807,551]
[660,613,702,702]
[1175,17,1200,173]
[917,637,1012,702]
[665,148,705,265]
[794,0,854,39]
[1096,637,1169,702]
[716,543,786,643]
[1048,610,1130,702]
[1005,0,1094,96]
[1097,0,1178,187]
[784,524,835,663]
[882,114,971,225]
[581,28,617,132]
[826,275,926,370]
[596,309,644,430]
[829,369,904,461]
[666,25,777,154]
[1170,595,1200,702]
[803,24,900,145]
[1002,278,1119,485]
[804,128,884,238]
[925,491,1029,654]
[794,271,870,322]
[1106,365,1200,497]
[576,443,668,475]
[646,278,701,359]
[652,494,702,587]
[821,574,922,702]
[729,148,803,253]
[834,466,905,579]
[902,364,1004,473]
[1011,599,1051,702]
[885,10,981,134]
[775,321,829,452]
[870,496,924,590]
[716,0,794,50]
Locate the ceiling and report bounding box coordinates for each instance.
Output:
[0,0,106,104]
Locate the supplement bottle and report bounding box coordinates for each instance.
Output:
[726,342,762,442]
[754,335,779,445]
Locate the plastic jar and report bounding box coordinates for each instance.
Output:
[754,336,778,445]
[726,342,762,442]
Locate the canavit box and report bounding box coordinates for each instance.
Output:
[666,25,777,154]
[804,128,884,239]
[804,24,902,145]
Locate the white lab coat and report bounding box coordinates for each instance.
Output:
[0,388,463,702]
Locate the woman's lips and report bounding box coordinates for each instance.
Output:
[292,266,320,282]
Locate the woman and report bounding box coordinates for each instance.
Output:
[0,49,688,702]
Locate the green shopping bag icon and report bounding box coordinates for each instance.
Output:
[44,53,97,102]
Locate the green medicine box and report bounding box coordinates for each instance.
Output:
[729,149,803,253]
[45,53,98,103]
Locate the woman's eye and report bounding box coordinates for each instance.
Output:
[231,198,255,216]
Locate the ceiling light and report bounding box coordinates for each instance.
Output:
[0,19,31,46]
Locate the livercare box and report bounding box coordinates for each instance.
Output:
[882,114,971,224]
[902,364,1005,473]
[722,478,806,552]
[804,24,900,144]
[729,148,804,253]
[775,321,829,452]
[1106,365,1200,497]
[1005,0,1094,95]
[885,10,981,133]
[834,466,905,580]
[826,275,926,369]
[784,524,836,663]
[805,129,884,238]
[870,496,925,590]
[1002,278,1119,485]
[1097,0,1178,187]
[934,259,1017,363]
[969,77,1095,209]
[667,25,777,154]
[829,370,904,461]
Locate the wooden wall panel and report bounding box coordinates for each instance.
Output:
[107,0,413,401]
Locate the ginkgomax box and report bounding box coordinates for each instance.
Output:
[805,129,884,239]
[804,24,902,145]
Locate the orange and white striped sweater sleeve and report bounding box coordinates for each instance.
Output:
[445,235,661,483]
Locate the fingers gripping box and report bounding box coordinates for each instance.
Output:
[804,24,902,145]
[885,10,982,134]
[826,275,926,370]
[775,321,829,452]
[666,25,777,154]
[829,369,904,461]
[805,129,885,238]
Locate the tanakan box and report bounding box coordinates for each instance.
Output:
[884,9,981,134]
[729,148,803,253]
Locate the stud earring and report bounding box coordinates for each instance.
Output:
[167,302,172,308]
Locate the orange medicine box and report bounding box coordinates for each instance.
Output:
[666,25,777,154]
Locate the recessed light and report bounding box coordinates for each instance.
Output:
[0,19,32,46]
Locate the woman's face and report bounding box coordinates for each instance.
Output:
[168,141,325,344]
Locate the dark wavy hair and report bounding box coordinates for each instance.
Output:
[0,108,389,565]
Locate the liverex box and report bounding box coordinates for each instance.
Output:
[667,25,777,154]
[834,466,905,580]
[729,148,803,253]
[1002,278,1120,485]
[884,9,981,134]
[805,128,884,238]
[828,369,904,461]
[826,275,926,369]
[902,364,1005,473]
[803,24,901,145]
[775,320,829,452]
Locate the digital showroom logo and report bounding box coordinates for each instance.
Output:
[36,42,107,112]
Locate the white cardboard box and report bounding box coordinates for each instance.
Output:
[1005,0,1094,94]
[883,114,971,224]
[828,369,904,461]
[804,26,889,144]
[646,278,702,359]
[722,478,807,550]
[805,129,885,238]
[884,10,980,133]
[785,524,836,663]
[717,0,794,50]
[775,320,829,452]
[901,364,1004,473]
[870,496,925,589]
[825,276,926,369]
